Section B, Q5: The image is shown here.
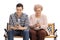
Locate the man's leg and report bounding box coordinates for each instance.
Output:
[29,29,37,40]
[7,30,14,40]
[23,30,29,40]
[37,29,48,40]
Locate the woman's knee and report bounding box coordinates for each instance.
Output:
[38,30,47,36]
[29,29,36,35]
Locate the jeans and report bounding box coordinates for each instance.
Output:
[8,30,29,40]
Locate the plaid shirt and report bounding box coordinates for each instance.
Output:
[9,12,29,30]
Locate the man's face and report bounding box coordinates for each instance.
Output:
[35,8,42,15]
[16,7,23,16]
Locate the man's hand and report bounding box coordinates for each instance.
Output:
[10,27,17,30]
[8,25,27,30]
[8,26,17,30]
[18,27,27,30]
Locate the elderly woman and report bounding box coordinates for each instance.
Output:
[29,4,49,40]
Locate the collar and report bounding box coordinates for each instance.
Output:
[14,12,23,19]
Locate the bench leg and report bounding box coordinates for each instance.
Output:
[54,37,57,40]
[5,37,8,40]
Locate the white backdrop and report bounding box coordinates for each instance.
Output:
[0,0,60,40]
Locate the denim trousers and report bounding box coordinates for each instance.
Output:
[7,30,29,40]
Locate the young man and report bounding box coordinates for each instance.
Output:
[8,3,29,40]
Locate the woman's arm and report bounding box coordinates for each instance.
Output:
[40,15,48,30]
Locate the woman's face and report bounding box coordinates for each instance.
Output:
[35,7,42,15]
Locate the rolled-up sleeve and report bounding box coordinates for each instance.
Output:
[24,15,29,30]
[9,15,14,26]
[40,16,49,35]
[29,16,34,26]
[41,15,48,29]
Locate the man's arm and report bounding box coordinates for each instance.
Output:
[9,15,14,26]
[8,15,17,30]
[24,15,29,30]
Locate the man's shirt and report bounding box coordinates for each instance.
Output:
[9,12,29,30]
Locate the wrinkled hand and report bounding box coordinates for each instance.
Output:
[35,23,41,28]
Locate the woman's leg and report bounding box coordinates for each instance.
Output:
[37,29,48,40]
[29,29,37,40]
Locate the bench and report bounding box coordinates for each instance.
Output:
[4,23,57,40]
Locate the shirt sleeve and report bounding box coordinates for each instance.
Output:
[9,15,14,26]
[40,15,48,30]
[24,15,29,30]
[29,16,34,26]
[40,15,50,35]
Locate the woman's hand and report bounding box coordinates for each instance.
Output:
[35,23,41,28]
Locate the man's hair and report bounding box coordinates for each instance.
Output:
[16,3,23,9]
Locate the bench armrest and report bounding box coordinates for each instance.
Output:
[54,29,57,33]
[4,29,8,32]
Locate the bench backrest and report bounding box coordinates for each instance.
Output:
[47,23,55,35]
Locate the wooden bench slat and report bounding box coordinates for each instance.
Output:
[4,34,56,38]
[14,36,23,38]
[45,36,56,38]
